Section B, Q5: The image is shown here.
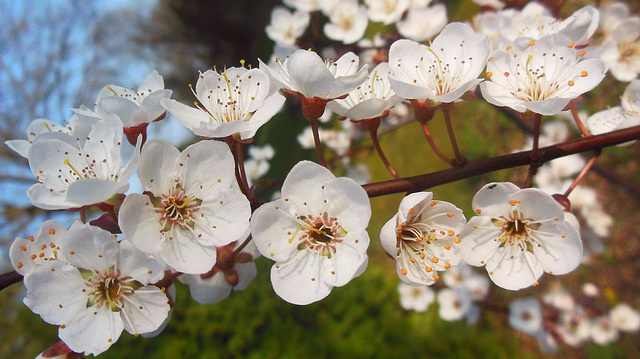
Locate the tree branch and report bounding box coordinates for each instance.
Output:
[363,125,640,198]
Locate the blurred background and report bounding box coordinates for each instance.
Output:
[1,0,640,357]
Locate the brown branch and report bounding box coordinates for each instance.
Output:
[0,270,23,291]
[363,125,640,198]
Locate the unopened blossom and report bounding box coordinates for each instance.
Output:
[329,62,403,120]
[23,221,169,356]
[459,182,582,290]
[480,35,607,116]
[582,282,600,297]
[96,70,172,127]
[119,139,251,274]
[380,192,466,286]
[10,220,68,277]
[610,303,640,332]
[259,49,368,101]
[265,6,310,47]
[396,4,447,42]
[509,297,543,335]
[26,114,140,210]
[389,22,490,104]
[590,316,620,345]
[180,238,260,304]
[397,282,435,312]
[251,161,371,305]
[365,0,410,25]
[323,0,369,45]
[437,288,471,321]
[161,66,285,141]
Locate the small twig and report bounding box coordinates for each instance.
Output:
[442,108,465,165]
[564,151,600,198]
[366,117,400,179]
[569,100,591,137]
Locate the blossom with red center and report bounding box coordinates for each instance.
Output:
[251,161,371,305]
[119,139,251,274]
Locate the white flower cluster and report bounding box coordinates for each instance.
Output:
[508,286,640,352]
[7,0,640,357]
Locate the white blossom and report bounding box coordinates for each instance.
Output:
[161,67,285,140]
[26,114,140,210]
[610,303,640,332]
[365,0,410,25]
[389,22,490,103]
[265,6,310,47]
[10,220,68,277]
[396,4,447,42]
[460,182,582,290]
[508,297,543,335]
[23,221,169,356]
[481,35,607,116]
[437,287,471,321]
[397,282,435,312]
[260,49,368,100]
[323,0,369,45]
[96,70,172,127]
[119,139,251,274]
[251,161,371,305]
[380,192,466,286]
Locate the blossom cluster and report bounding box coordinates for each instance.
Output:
[5,0,640,357]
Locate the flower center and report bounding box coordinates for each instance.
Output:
[291,213,346,258]
[83,267,141,312]
[491,211,541,252]
[156,185,202,233]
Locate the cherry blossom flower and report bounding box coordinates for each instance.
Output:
[588,80,640,141]
[161,66,285,141]
[388,22,490,104]
[380,192,466,286]
[95,70,172,127]
[480,35,607,116]
[542,286,575,312]
[459,182,582,290]
[328,62,402,120]
[251,161,371,305]
[180,237,260,304]
[26,113,140,210]
[437,287,471,321]
[395,4,447,42]
[597,12,640,82]
[23,221,169,356]
[365,0,410,25]
[397,282,435,312]
[610,303,640,332]
[6,109,101,159]
[508,297,543,335]
[265,6,310,47]
[590,316,620,345]
[259,49,368,102]
[323,0,369,45]
[119,139,251,274]
[556,307,591,347]
[10,220,68,277]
